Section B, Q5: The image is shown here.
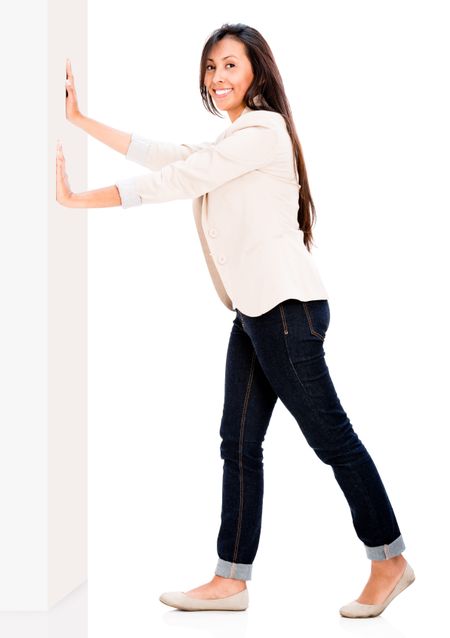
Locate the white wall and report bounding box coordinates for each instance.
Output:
[0,0,87,612]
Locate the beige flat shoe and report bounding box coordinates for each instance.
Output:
[339,561,415,618]
[159,587,249,611]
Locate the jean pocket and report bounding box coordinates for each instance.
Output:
[301,300,330,341]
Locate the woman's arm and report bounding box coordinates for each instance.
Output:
[115,121,278,208]
[62,185,122,209]
[56,117,277,209]
[123,133,215,170]
[73,116,213,167]
[72,114,132,155]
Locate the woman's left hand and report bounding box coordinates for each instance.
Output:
[56,140,74,206]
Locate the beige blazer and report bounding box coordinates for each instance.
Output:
[115,106,329,316]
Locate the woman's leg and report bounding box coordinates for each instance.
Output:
[184,310,277,598]
[215,310,278,581]
[236,299,406,563]
[236,299,410,603]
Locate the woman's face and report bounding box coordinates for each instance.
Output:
[204,36,255,122]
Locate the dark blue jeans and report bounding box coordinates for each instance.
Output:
[214,298,405,581]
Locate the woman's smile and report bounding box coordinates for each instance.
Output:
[214,88,233,99]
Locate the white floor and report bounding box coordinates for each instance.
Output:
[0,581,87,638]
[0,556,445,637]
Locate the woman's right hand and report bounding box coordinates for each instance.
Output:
[65,59,82,123]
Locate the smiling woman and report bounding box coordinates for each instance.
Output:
[203,40,255,123]
[56,22,414,618]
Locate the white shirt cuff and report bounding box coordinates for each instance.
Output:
[115,177,142,209]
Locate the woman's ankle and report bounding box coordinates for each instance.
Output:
[213,574,247,586]
[371,553,406,571]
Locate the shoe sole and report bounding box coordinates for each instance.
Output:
[159,588,249,611]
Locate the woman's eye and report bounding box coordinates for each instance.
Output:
[206,63,235,71]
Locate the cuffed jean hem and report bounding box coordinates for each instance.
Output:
[364,533,406,560]
[215,557,252,581]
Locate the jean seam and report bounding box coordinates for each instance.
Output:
[279,303,289,334]
[279,308,325,412]
[302,301,325,341]
[231,348,256,577]
[281,330,324,423]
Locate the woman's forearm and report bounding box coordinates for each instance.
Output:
[73,114,132,155]
[63,185,122,208]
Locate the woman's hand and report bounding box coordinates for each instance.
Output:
[65,59,82,124]
[56,140,73,206]
[55,139,121,208]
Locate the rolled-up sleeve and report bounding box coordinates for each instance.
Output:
[115,123,277,209]
[115,178,143,209]
[125,132,214,170]
[125,133,153,166]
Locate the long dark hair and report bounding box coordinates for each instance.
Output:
[199,23,318,253]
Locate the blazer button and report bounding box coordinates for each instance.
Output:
[218,255,226,264]
[209,227,218,238]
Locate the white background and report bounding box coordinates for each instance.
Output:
[84,1,449,636]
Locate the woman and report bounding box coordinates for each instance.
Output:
[57,23,415,617]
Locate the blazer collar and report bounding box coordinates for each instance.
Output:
[236,94,265,120]
[221,95,265,134]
